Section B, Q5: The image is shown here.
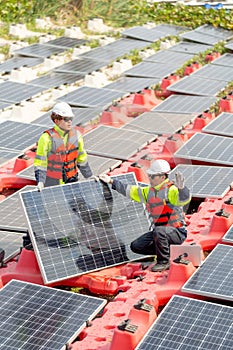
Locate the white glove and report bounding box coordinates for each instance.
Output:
[174,172,184,189]
[99,174,112,184]
[89,175,99,182]
[37,182,44,192]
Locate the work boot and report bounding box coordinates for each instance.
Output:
[151,262,170,272]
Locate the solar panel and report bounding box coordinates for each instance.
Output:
[135,295,233,350]
[45,36,87,48]
[182,244,233,302]
[20,173,152,283]
[144,50,193,65]
[169,42,212,54]
[167,75,227,96]
[212,53,233,67]
[0,121,46,152]
[0,148,21,166]
[174,132,233,166]
[169,164,233,198]
[151,24,187,36]
[195,24,233,40]
[225,41,233,51]
[122,111,195,135]
[222,225,233,243]
[152,95,217,114]
[180,31,221,45]
[0,100,13,111]
[33,107,102,127]
[105,76,159,93]
[0,81,45,104]
[29,72,84,88]
[122,26,165,42]
[124,61,180,78]
[192,64,233,82]
[0,57,43,73]
[0,279,106,349]
[0,230,23,262]
[0,186,36,231]
[13,43,65,58]
[54,57,107,74]
[83,125,157,160]
[59,86,125,108]
[202,112,233,137]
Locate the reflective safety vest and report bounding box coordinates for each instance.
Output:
[45,128,79,181]
[146,181,184,228]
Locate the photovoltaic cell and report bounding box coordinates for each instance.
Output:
[83,125,157,160]
[202,112,233,137]
[13,43,65,58]
[0,121,46,152]
[105,76,159,93]
[152,95,217,114]
[122,111,194,135]
[0,57,43,73]
[135,295,233,350]
[20,173,152,283]
[0,186,36,231]
[182,244,233,302]
[45,36,87,48]
[174,132,233,166]
[169,42,212,54]
[212,53,233,67]
[167,75,227,96]
[29,72,84,88]
[195,24,233,40]
[0,81,44,104]
[124,61,180,78]
[222,225,233,244]
[59,86,125,108]
[192,64,233,82]
[180,31,221,45]
[0,230,23,262]
[33,107,103,127]
[169,164,233,198]
[0,279,106,349]
[144,50,193,65]
[151,24,187,36]
[122,26,165,42]
[0,148,21,167]
[54,57,107,74]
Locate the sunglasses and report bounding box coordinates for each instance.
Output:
[61,117,73,122]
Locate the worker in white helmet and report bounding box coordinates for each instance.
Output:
[34,102,97,190]
[99,159,191,272]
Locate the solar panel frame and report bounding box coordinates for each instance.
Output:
[202,112,233,137]
[124,61,180,78]
[152,95,217,114]
[174,132,233,166]
[169,164,233,198]
[191,64,233,82]
[13,43,66,58]
[182,244,233,302]
[222,225,233,243]
[0,230,23,262]
[211,53,233,67]
[0,81,45,104]
[180,31,221,45]
[135,295,233,350]
[20,173,152,284]
[83,125,157,160]
[167,75,227,96]
[0,279,107,349]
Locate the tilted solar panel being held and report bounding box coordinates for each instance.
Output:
[202,112,233,137]
[135,295,233,350]
[169,164,233,198]
[174,132,233,166]
[20,173,152,284]
[83,125,157,160]
[222,225,233,244]
[0,121,46,152]
[167,75,227,96]
[212,53,233,67]
[0,230,23,262]
[59,86,125,108]
[0,186,36,232]
[152,95,217,114]
[0,81,44,104]
[122,111,195,135]
[182,244,233,302]
[0,279,106,350]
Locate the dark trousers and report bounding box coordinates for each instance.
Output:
[130,226,186,264]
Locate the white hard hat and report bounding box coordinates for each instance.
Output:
[147,159,171,175]
[52,102,74,117]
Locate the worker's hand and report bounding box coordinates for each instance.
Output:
[174,172,184,189]
[89,175,99,182]
[37,182,44,192]
[99,174,112,184]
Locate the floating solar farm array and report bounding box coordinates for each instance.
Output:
[0,23,233,350]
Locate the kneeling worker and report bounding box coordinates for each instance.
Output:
[99,159,191,272]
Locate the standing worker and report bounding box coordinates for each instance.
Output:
[99,159,191,272]
[34,102,96,190]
